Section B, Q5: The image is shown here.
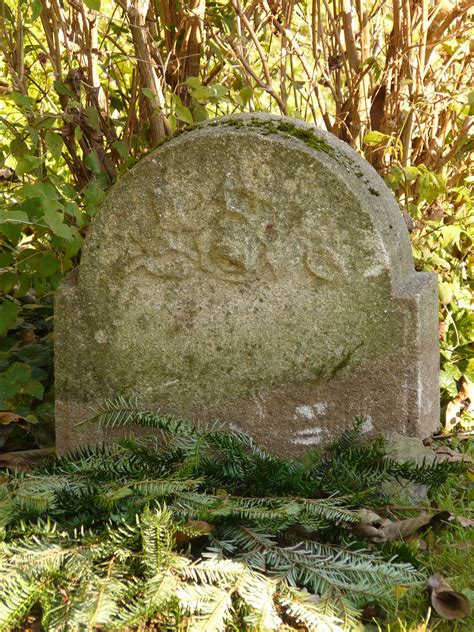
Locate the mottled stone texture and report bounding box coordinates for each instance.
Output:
[55,114,439,455]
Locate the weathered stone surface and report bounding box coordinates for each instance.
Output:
[55,114,439,455]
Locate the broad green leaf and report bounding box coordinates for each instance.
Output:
[83,0,101,11]
[190,85,213,101]
[0,210,29,225]
[142,88,156,100]
[42,208,73,240]
[5,363,32,384]
[402,166,420,182]
[363,131,391,145]
[40,253,59,276]
[0,300,20,337]
[85,106,101,132]
[175,105,193,126]
[10,138,29,159]
[63,201,84,227]
[45,131,64,161]
[0,379,18,401]
[13,274,31,298]
[22,380,45,399]
[22,182,59,200]
[0,252,14,267]
[438,282,454,306]
[184,77,201,89]
[192,104,208,123]
[112,140,129,160]
[239,87,253,105]
[53,80,76,98]
[85,151,101,174]
[16,156,44,176]
[11,92,35,109]
[30,0,43,22]
[0,272,17,294]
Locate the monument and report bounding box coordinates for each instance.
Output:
[55,114,439,455]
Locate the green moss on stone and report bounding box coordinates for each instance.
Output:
[156,115,366,177]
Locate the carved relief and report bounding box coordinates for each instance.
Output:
[119,173,349,285]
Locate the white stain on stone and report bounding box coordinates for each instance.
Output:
[291,427,323,445]
[312,401,328,415]
[94,330,108,344]
[295,405,315,420]
[294,402,328,420]
[295,427,323,436]
[360,415,374,433]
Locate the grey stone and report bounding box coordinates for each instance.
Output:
[55,114,439,455]
[381,432,438,504]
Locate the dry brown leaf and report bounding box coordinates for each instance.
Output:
[0,448,55,471]
[445,376,474,432]
[454,515,474,528]
[433,445,472,464]
[174,520,214,545]
[353,510,435,542]
[427,574,472,620]
[0,412,21,425]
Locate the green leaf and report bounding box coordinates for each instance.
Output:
[185,77,201,89]
[0,252,14,267]
[5,363,32,385]
[85,151,101,175]
[63,201,84,227]
[363,131,391,145]
[45,131,64,161]
[13,274,31,298]
[175,105,193,126]
[0,378,18,400]
[22,380,45,399]
[53,80,76,99]
[112,141,129,160]
[439,282,454,306]
[40,253,59,277]
[85,106,101,132]
[0,272,17,294]
[30,0,43,22]
[0,300,20,337]
[83,0,101,10]
[142,88,156,100]
[239,87,253,106]
[11,92,35,110]
[42,209,73,240]
[0,210,29,225]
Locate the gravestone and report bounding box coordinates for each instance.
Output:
[55,114,439,455]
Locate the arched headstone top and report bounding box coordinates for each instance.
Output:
[80,114,413,292]
[55,114,439,455]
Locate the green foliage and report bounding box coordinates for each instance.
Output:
[0,410,468,630]
[0,299,54,449]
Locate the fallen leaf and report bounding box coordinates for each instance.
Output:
[0,448,55,470]
[445,377,474,432]
[0,412,21,425]
[174,520,214,545]
[433,446,472,463]
[353,509,435,542]
[427,574,471,620]
[454,515,474,528]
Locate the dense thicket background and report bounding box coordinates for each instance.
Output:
[0,0,473,447]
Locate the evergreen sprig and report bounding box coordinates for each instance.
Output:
[0,401,466,630]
